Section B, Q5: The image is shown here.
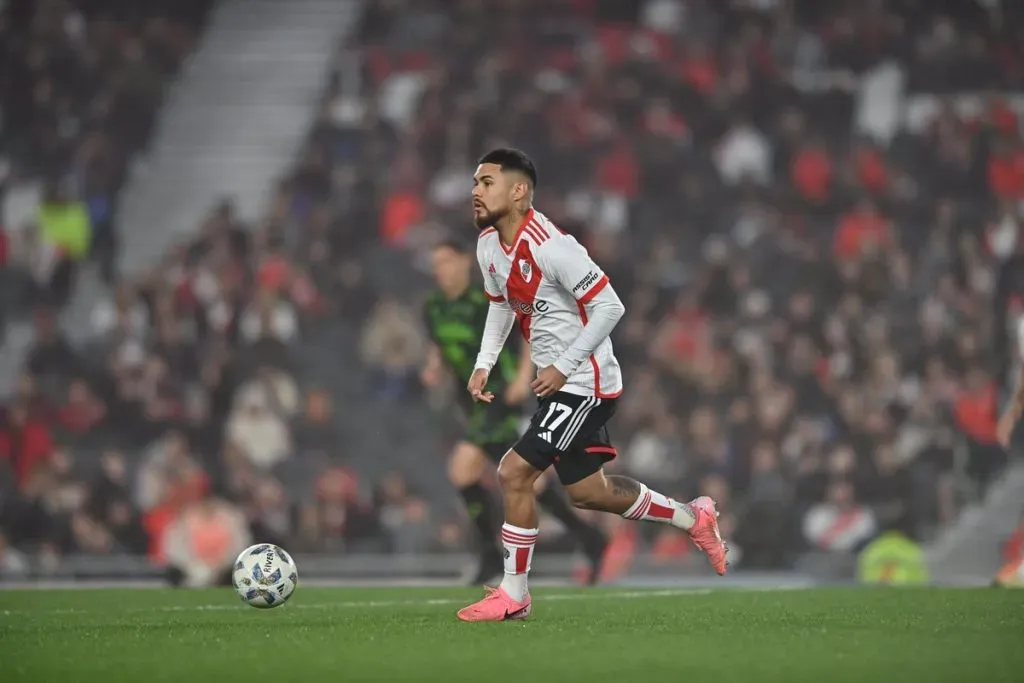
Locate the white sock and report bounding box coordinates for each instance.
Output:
[621,483,696,530]
[498,523,536,603]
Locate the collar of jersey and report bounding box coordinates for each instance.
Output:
[500,208,536,255]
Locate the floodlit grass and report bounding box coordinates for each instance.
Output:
[0,587,1021,682]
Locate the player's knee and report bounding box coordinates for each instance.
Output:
[448,443,485,487]
[496,451,536,494]
[447,463,478,488]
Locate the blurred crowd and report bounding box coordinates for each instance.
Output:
[3,0,1024,580]
[0,0,213,320]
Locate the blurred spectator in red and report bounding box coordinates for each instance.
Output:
[988,136,1024,201]
[851,142,889,195]
[57,379,107,435]
[0,402,54,489]
[596,140,640,198]
[791,139,833,204]
[955,366,1004,493]
[164,497,251,587]
[380,186,425,247]
[834,197,894,261]
[680,41,718,95]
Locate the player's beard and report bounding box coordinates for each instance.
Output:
[474,203,505,230]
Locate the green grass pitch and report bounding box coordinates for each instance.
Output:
[1,587,1022,682]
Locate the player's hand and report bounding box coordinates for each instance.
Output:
[997,411,1017,449]
[420,364,441,388]
[503,378,530,405]
[467,368,494,403]
[531,365,567,398]
[421,347,443,388]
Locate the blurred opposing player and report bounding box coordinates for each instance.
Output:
[423,240,609,585]
[458,149,727,622]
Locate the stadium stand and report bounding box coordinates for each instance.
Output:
[2,0,1024,581]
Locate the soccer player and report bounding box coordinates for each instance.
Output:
[458,149,727,622]
[423,240,609,584]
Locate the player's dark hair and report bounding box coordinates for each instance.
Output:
[478,148,538,188]
[433,239,470,255]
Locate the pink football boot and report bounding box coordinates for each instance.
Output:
[686,496,728,575]
[457,586,532,622]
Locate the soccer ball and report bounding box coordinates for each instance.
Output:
[232,543,298,608]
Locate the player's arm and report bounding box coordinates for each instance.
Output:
[420,306,445,388]
[535,236,625,395]
[470,243,516,402]
[421,344,444,387]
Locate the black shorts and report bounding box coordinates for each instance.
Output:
[513,391,618,485]
[461,402,523,464]
[478,440,513,464]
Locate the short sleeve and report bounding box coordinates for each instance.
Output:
[476,238,506,302]
[539,235,609,304]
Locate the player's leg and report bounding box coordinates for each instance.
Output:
[553,401,727,576]
[534,473,606,542]
[533,473,608,583]
[560,465,727,575]
[497,447,545,530]
[455,447,543,621]
[448,440,504,583]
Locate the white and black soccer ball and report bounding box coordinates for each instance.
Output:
[232,543,298,609]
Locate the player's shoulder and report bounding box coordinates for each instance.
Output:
[477,227,500,250]
[523,210,583,259]
[476,227,500,258]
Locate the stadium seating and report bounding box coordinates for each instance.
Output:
[2,0,1024,578]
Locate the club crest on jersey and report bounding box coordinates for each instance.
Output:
[519,259,533,283]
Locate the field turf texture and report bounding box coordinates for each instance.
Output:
[1,587,1021,682]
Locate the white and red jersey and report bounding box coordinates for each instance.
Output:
[476,209,623,398]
